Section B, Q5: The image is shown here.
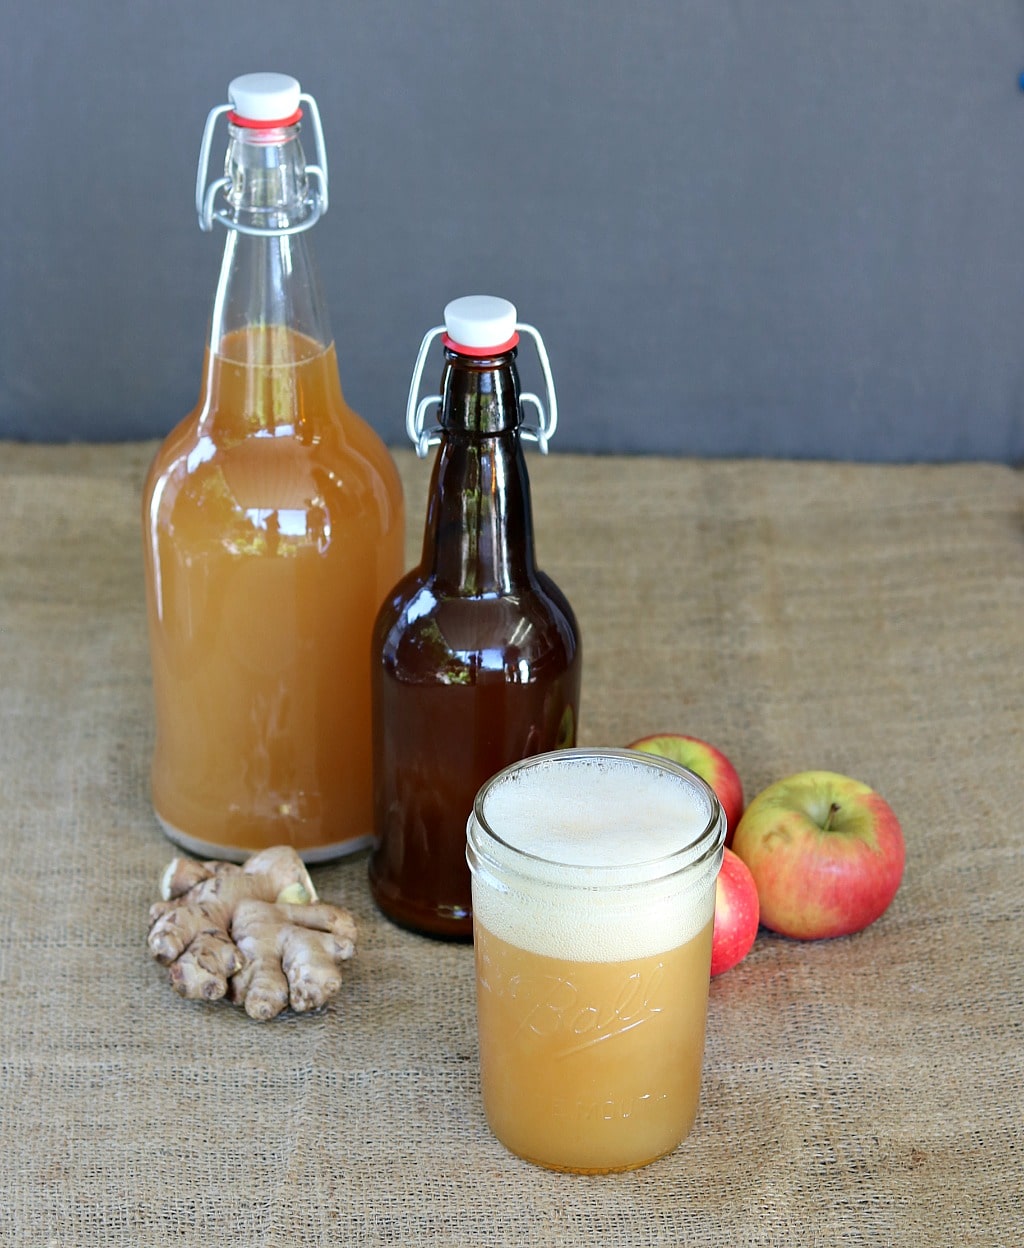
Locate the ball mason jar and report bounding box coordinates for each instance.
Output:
[466,748,726,1174]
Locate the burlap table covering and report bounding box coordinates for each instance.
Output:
[0,442,1020,1247]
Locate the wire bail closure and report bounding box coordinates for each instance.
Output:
[194,94,329,235]
[405,324,559,459]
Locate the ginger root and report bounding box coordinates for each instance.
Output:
[147,845,357,1020]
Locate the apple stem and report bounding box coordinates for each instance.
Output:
[822,802,841,832]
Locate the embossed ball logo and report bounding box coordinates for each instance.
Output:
[487,964,666,1057]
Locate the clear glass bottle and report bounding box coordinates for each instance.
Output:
[369,296,582,937]
[142,73,404,862]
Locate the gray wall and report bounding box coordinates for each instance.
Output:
[2,1,1022,462]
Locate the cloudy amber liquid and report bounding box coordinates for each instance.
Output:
[142,326,404,860]
[474,918,714,1173]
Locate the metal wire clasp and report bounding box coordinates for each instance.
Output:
[405,323,559,458]
[194,93,329,235]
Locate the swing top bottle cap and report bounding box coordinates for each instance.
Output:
[228,73,302,125]
[443,295,519,355]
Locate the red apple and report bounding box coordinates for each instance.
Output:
[711,848,760,976]
[628,733,745,844]
[731,770,904,940]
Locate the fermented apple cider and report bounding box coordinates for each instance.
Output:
[142,75,404,861]
[467,750,725,1174]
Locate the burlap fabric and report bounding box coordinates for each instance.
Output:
[0,442,1020,1247]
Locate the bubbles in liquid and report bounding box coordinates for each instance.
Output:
[470,753,722,962]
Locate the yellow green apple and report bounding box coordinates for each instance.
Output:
[732,770,904,940]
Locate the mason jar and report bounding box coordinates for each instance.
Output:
[466,747,726,1173]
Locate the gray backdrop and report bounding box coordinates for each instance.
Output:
[2,1,1022,462]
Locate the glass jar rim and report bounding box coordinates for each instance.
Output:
[468,747,725,890]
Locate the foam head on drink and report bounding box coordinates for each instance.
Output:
[467,749,725,1174]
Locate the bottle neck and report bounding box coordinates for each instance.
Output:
[223,118,314,233]
[421,351,537,593]
[208,228,331,355]
[209,122,332,353]
[200,122,336,434]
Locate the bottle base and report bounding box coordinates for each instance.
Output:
[375,907,474,943]
[154,814,374,865]
[368,865,473,940]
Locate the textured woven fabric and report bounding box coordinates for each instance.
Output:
[0,443,1020,1246]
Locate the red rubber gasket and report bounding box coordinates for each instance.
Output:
[442,332,519,356]
[227,108,303,129]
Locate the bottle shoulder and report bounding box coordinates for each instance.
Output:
[144,413,404,542]
[165,334,397,454]
[375,572,580,673]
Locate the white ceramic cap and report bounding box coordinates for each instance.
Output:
[228,73,302,122]
[443,295,517,350]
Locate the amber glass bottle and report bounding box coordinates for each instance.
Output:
[369,296,582,938]
[142,74,404,861]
